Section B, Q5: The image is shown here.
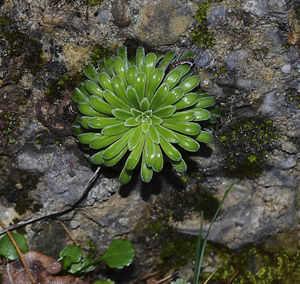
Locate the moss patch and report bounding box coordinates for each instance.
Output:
[46,72,85,102]
[190,0,215,48]
[0,16,43,80]
[217,118,278,178]
[200,244,300,284]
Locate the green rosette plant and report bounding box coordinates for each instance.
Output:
[72,46,218,184]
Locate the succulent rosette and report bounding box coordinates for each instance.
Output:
[72,46,218,184]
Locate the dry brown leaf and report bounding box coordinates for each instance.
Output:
[1,251,88,284]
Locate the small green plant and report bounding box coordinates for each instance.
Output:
[59,238,135,277]
[171,181,235,284]
[72,46,218,184]
[0,232,134,283]
[0,232,28,260]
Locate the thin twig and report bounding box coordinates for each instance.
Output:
[0,220,37,284]
[203,265,221,284]
[58,220,78,246]
[0,167,101,236]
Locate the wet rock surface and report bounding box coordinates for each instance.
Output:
[0,0,299,281]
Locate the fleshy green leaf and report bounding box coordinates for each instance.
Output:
[149,125,160,143]
[180,75,200,93]
[150,83,169,110]
[78,132,101,144]
[174,64,191,77]
[196,96,215,108]
[0,233,28,261]
[78,102,104,116]
[72,88,89,103]
[172,159,187,172]
[124,117,140,127]
[136,46,145,72]
[72,124,83,136]
[99,72,114,92]
[127,86,140,109]
[163,69,182,90]
[83,64,99,82]
[88,117,122,129]
[91,150,104,164]
[84,80,103,97]
[176,133,200,152]
[159,51,175,71]
[163,110,194,122]
[117,46,129,70]
[154,105,176,118]
[89,95,114,114]
[126,133,145,169]
[160,137,182,161]
[104,56,115,77]
[174,93,198,110]
[128,125,143,150]
[89,133,123,149]
[104,90,131,111]
[162,87,185,106]
[156,125,179,143]
[112,75,128,103]
[195,130,213,143]
[141,152,153,182]
[78,116,92,129]
[144,52,157,83]
[146,68,164,100]
[193,108,211,121]
[127,65,137,88]
[119,166,132,184]
[152,143,163,172]
[112,109,132,120]
[100,239,135,269]
[162,121,201,136]
[135,72,146,101]
[104,145,128,166]
[102,123,128,136]
[113,57,127,85]
[59,245,83,270]
[140,98,150,111]
[144,133,156,167]
[103,129,133,159]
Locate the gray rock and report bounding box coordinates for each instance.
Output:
[281,64,291,73]
[267,0,289,14]
[207,6,227,26]
[136,0,192,46]
[242,0,269,17]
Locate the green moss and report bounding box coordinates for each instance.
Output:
[190,1,215,48]
[46,72,85,102]
[199,244,300,284]
[85,0,102,7]
[286,88,300,109]
[35,131,61,146]
[90,44,111,66]
[163,186,220,222]
[0,16,43,79]
[217,118,278,178]
[0,111,21,144]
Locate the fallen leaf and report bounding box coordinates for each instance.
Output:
[1,251,89,284]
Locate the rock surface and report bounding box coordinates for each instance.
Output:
[0,0,299,281]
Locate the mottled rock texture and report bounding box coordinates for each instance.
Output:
[0,0,299,281]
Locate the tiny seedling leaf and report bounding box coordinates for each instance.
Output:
[59,245,83,270]
[0,232,28,260]
[93,281,115,284]
[69,258,95,274]
[100,239,135,269]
